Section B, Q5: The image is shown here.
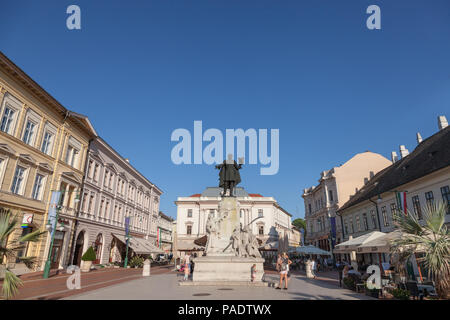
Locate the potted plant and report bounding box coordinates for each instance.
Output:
[80,246,96,272]
[392,288,410,300]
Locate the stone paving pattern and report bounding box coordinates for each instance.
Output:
[66,270,373,300]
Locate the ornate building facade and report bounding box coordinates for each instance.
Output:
[0,51,96,273]
[71,137,163,266]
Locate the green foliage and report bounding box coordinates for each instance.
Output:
[392,288,410,300]
[2,270,23,300]
[292,218,307,240]
[129,255,144,268]
[343,277,355,290]
[391,201,450,298]
[81,246,96,261]
[0,207,43,299]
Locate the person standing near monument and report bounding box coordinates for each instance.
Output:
[183,253,191,281]
[276,252,292,290]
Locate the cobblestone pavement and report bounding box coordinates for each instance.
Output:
[66,270,373,300]
[7,265,173,300]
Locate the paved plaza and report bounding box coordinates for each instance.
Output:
[65,271,373,300]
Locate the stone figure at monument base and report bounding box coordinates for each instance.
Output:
[184,156,266,285]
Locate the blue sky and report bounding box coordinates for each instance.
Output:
[1,0,449,220]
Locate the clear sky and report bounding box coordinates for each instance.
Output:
[1,0,449,220]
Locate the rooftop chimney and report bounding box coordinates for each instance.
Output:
[416,132,423,144]
[399,145,409,158]
[438,115,448,130]
[369,171,374,179]
[364,177,369,185]
[391,151,398,163]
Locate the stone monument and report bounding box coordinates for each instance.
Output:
[189,155,266,285]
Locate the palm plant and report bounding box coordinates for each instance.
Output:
[390,201,450,298]
[0,207,45,299]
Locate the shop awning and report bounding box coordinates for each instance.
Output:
[295,245,332,256]
[112,233,164,254]
[356,230,403,253]
[176,239,204,251]
[334,231,386,253]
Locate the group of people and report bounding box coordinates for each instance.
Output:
[181,252,198,281]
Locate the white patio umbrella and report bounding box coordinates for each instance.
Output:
[295,245,332,256]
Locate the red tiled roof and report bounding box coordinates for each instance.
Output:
[189,194,201,197]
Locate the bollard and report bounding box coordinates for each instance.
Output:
[143,259,151,277]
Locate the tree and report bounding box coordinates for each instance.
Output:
[0,208,45,299]
[391,201,450,299]
[292,218,307,240]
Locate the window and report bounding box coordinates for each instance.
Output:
[344,219,348,235]
[412,195,422,220]
[356,215,361,232]
[104,170,109,187]
[65,145,79,167]
[370,210,377,229]
[363,213,368,231]
[41,131,54,155]
[93,163,99,181]
[16,227,33,261]
[258,209,263,217]
[328,190,334,202]
[381,206,389,227]
[186,225,192,235]
[88,194,94,214]
[99,199,105,218]
[187,209,192,218]
[209,209,215,217]
[0,106,16,134]
[308,203,312,214]
[22,120,36,145]
[440,186,449,214]
[31,174,45,200]
[258,225,264,235]
[425,191,434,209]
[11,166,26,195]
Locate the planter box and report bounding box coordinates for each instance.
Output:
[81,260,93,272]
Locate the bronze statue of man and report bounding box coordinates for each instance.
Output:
[215,154,243,197]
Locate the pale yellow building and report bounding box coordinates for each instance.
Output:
[0,51,97,274]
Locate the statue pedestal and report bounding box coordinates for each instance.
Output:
[205,197,240,256]
[185,196,266,286]
[191,256,265,283]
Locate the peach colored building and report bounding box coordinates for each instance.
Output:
[302,151,392,253]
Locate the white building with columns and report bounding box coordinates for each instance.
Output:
[70,137,163,266]
[174,187,292,257]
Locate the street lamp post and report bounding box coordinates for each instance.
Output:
[123,216,131,269]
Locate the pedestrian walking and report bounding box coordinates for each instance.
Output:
[311,258,317,279]
[336,260,344,287]
[251,264,257,282]
[276,252,292,290]
[183,253,191,281]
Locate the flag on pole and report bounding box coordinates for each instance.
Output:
[396,191,407,215]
